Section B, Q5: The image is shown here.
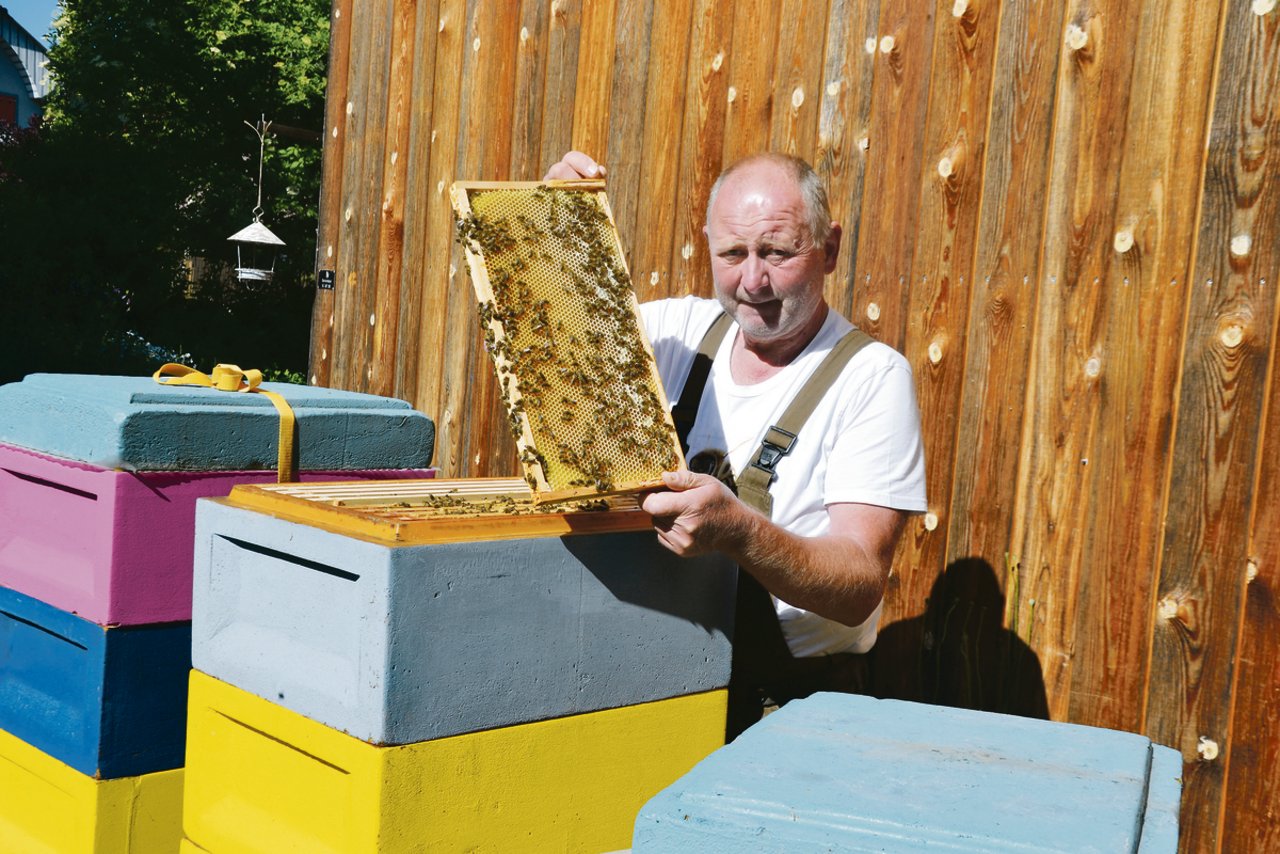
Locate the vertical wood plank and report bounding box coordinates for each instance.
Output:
[851,0,937,350]
[769,0,831,158]
[308,0,354,388]
[630,0,693,300]
[392,0,442,401]
[602,0,656,260]
[1065,0,1222,735]
[1227,259,1280,850]
[449,0,522,477]
[944,0,1064,630]
[1008,0,1145,721]
[721,0,781,165]
[1148,3,1280,849]
[817,0,880,318]
[539,0,583,172]
[411,0,467,475]
[509,0,551,182]
[332,2,394,392]
[884,0,1001,700]
[665,0,734,297]
[367,0,419,398]
[571,0,618,159]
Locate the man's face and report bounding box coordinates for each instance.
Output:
[705,163,839,349]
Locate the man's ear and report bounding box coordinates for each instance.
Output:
[824,223,843,273]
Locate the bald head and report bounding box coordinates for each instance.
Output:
[706,153,833,246]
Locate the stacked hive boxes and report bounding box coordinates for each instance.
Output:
[183,480,738,852]
[0,374,435,853]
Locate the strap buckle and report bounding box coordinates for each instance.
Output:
[751,426,797,477]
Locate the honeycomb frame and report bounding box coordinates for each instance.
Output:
[224,478,651,544]
[450,180,684,502]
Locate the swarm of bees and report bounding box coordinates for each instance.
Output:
[451,182,682,500]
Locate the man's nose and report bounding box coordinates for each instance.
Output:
[740,252,770,293]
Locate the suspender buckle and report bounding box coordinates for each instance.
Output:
[752,426,797,477]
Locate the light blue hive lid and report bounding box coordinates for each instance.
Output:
[634,692,1182,853]
[0,373,435,471]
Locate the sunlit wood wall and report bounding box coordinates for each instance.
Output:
[308,1,1280,849]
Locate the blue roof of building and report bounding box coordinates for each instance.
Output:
[0,6,51,102]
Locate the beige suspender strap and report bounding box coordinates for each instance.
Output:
[736,328,876,517]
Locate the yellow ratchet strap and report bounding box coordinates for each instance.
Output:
[152,363,298,483]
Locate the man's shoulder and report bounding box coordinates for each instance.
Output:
[639,296,725,342]
[640,295,722,319]
[814,311,912,376]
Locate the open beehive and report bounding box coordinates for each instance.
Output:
[450,180,683,502]
[224,478,650,544]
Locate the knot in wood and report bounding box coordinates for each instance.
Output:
[1065,23,1088,51]
[1219,322,1245,349]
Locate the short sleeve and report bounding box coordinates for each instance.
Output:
[822,349,927,513]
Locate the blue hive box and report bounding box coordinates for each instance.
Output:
[634,692,1182,852]
[0,372,435,471]
[0,585,191,779]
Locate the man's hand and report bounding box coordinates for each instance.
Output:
[640,470,753,557]
[543,151,607,181]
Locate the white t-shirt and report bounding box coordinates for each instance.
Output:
[640,296,927,657]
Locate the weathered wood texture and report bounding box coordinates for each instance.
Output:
[310,2,1280,848]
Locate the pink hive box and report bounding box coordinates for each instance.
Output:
[0,444,432,626]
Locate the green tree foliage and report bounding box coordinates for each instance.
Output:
[0,0,330,384]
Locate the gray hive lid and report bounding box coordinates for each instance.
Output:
[635,692,1183,853]
[0,373,435,471]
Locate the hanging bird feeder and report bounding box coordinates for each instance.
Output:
[228,116,286,283]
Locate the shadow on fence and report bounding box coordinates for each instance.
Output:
[863,557,1050,719]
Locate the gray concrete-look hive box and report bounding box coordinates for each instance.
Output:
[192,498,736,745]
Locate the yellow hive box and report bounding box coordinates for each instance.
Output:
[0,726,183,853]
[183,670,726,853]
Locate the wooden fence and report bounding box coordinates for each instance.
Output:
[307,1,1280,849]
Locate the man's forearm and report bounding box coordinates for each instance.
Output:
[721,507,893,628]
[641,471,908,628]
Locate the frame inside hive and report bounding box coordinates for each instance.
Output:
[225,478,651,544]
[450,180,684,502]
